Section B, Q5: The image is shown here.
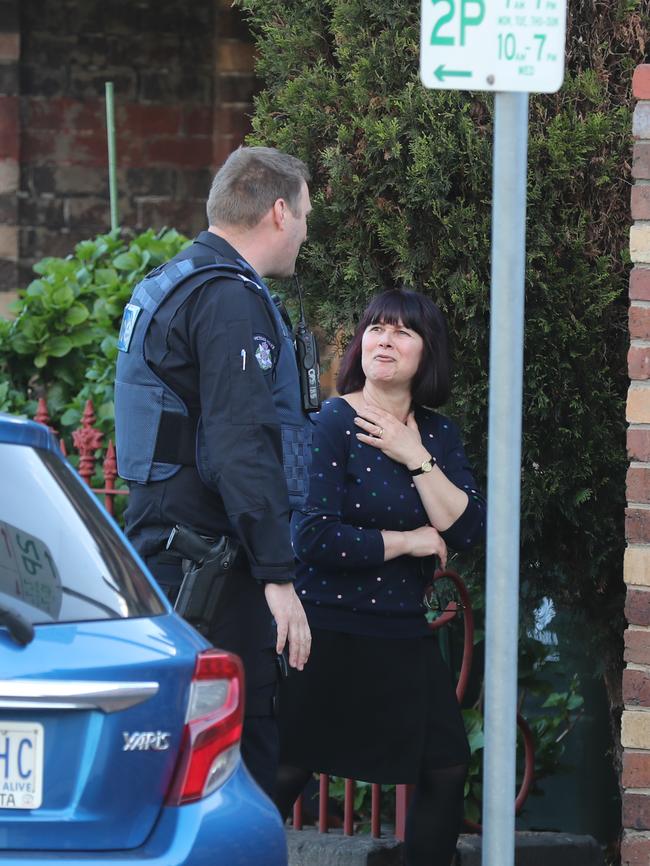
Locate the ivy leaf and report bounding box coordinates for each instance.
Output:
[69,328,99,347]
[467,728,485,754]
[65,305,90,327]
[101,335,119,361]
[51,286,75,308]
[32,257,57,276]
[567,694,584,711]
[104,299,125,318]
[60,407,81,426]
[45,382,69,414]
[26,280,46,297]
[97,400,115,422]
[113,252,140,271]
[46,336,73,358]
[573,488,592,506]
[20,318,46,342]
[10,335,34,355]
[94,268,120,288]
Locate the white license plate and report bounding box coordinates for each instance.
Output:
[0,722,43,809]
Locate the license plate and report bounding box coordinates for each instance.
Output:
[0,722,43,809]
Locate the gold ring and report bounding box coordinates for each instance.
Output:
[378,427,384,438]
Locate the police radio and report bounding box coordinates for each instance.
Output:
[293,273,321,413]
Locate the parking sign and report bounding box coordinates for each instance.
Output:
[420,0,567,93]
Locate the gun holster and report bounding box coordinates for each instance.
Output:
[166,524,239,636]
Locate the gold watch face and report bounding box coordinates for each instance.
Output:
[422,460,433,473]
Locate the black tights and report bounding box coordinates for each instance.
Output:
[274,764,312,822]
[275,762,467,866]
[404,762,467,866]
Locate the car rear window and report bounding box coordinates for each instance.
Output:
[0,442,165,624]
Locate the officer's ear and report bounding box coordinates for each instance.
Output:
[272,198,287,230]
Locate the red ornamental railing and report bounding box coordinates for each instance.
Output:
[34,398,128,517]
[32,398,534,839]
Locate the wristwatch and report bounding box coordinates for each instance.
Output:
[409,455,436,477]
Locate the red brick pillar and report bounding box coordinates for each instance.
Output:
[622,63,650,866]
[0,0,20,306]
[212,0,256,168]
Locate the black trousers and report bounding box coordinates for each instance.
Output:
[145,554,279,798]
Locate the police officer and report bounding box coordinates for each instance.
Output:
[114,146,312,797]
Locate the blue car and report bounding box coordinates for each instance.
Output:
[0,413,287,865]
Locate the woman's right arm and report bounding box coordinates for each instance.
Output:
[292,404,385,568]
[381,526,447,568]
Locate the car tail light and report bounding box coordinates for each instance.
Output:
[166,649,244,805]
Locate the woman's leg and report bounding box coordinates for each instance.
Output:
[274,765,312,822]
[404,762,468,866]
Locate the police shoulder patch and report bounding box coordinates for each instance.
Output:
[253,334,276,372]
[117,304,142,353]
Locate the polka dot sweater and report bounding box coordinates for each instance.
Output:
[291,397,486,638]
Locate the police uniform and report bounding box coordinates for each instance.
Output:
[114,230,310,797]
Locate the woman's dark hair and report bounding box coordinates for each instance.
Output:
[336,290,451,407]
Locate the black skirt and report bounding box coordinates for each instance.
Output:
[278,627,470,784]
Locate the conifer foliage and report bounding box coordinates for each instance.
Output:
[239,0,647,656]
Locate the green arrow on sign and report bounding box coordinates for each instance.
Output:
[434,64,472,82]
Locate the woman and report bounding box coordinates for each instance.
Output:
[276,289,486,866]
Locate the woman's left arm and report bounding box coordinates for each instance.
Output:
[410,416,486,548]
[406,413,469,531]
[355,408,486,549]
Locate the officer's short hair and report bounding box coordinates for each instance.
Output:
[207,146,310,228]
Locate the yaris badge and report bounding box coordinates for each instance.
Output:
[122,731,171,751]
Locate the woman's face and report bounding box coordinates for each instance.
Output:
[361,319,424,389]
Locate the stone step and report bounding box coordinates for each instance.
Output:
[286,829,605,866]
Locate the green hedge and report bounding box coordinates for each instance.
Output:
[235,1,647,836]
[0,228,189,436]
[237,0,647,668]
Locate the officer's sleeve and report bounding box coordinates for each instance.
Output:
[190,278,295,583]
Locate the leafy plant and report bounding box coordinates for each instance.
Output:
[461,641,585,826]
[0,228,189,440]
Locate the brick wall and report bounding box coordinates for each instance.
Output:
[0,0,20,304]
[213,0,257,167]
[0,0,256,294]
[622,64,650,866]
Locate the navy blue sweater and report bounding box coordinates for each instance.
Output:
[291,398,486,637]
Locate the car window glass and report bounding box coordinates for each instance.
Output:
[0,520,63,618]
[0,443,165,624]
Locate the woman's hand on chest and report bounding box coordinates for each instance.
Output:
[353,406,431,469]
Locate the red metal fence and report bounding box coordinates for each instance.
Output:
[33,397,534,840]
[34,398,127,517]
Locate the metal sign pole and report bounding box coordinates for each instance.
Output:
[418,5,565,861]
[481,90,529,866]
[105,81,119,232]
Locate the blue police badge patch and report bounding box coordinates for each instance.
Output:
[117,303,142,353]
[253,334,276,373]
